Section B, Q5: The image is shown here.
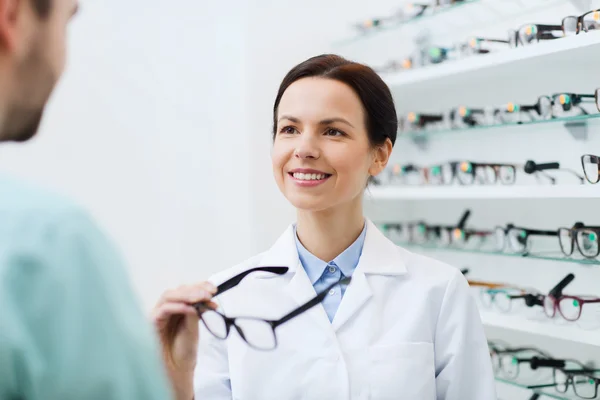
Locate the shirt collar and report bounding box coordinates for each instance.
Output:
[294,222,367,285]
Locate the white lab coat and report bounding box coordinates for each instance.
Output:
[195,220,497,400]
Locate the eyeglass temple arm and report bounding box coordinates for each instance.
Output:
[273,277,352,328]
[456,209,471,229]
[215,266,289,295]
[475,37,510,44]
[530,357,566,370]
[419,114,444,123]
[527,383,557,389]
[527,229,558,236]
[536,24,563,32]
[549,273,575,298]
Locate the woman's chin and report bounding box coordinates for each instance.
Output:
[286,194,333,213]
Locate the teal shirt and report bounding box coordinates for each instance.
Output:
[0,175,172,400]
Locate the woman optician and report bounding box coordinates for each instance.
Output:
[152,54,496,400]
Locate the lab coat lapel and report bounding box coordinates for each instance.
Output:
[331,269,372,332]
[259,225,334,333]
[332,220,408,332]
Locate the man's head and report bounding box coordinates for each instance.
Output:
[0,0,78,142]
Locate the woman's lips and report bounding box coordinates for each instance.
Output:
[288,171,332,187]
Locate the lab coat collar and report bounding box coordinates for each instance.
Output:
[259,219,408,277]
[259,219,408,332]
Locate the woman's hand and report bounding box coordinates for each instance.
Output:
[152,282,218,399]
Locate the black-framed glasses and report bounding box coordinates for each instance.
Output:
[494,224,558,254]
[509,23,563,48]
[530,369,600,399]
[437,161,517,186]
[506,90,600,121]
[562,9,600,36]
[490,347,554,379]
[581,154,600,184]
[558,222,600,259]
[195,269,351,351]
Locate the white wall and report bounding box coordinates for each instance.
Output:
[0,0,253,308]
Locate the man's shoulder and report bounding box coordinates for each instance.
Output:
[0,174,81,216]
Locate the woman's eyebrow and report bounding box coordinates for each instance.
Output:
[277,116,355,129]
[278,115,300,123]
[319,118,355,128]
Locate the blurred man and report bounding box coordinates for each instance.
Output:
[0,0,172,398]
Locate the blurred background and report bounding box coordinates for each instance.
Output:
[2,1,600,397]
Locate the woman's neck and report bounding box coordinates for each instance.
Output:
[295,199,365,262]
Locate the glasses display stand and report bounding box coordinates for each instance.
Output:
[340,0,600,398]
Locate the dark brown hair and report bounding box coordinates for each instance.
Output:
[272,54,397,147]
[31,0,51,17]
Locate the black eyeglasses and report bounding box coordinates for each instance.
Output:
[509,23,563,48]
[194,268,351,351]
[581,154,600,184]
[505,90,600,121]
[558,222,600,259]
[435,161,517,186]
[562,9,600,36]
[529,368,600,399]
[494,224,558,254]
[491,346,559,380]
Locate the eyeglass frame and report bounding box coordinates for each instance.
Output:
[508,23,563,48]
[195,271,352,351]
[562,9,600,36]
[558,222,600,259]
[494,224,559,253]
[581,154,600,184]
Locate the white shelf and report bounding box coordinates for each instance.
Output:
[480,311,600,346]
[381,33,600,93]
[367,185,600,200]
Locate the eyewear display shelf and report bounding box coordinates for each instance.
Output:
[380,33,600,96]
[399,114,600,140]
[367,185,599,200]
[394,242,600,346]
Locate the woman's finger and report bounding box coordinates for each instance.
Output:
[152,302,198,324]
[158,284,215,305]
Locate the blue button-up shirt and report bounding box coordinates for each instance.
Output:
[294,223,367,322]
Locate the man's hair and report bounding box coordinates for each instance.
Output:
[31,0,51,16]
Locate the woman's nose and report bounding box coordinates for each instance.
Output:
[294,137,320,159]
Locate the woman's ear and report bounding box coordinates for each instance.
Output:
[368,138,393,177]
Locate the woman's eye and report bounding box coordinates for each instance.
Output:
[280,126,298,134]
[325,128,345,136]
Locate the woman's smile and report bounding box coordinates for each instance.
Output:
[288,168,333,187]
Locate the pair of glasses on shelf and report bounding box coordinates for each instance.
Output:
[385,159,583,186]
[581,154,600,184]
[508,9,600,48]
[192,266,351,350]
[531,369,600,399]
[504,90,600,121]
[400,89,600,132]
[481,274,600,323]
[495,221,600,259]
[382,210,474,244]
[488,344,600,399]
[490,346,575,380]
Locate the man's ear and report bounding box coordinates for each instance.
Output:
[368,137,393,177]
[0,0,22,52]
